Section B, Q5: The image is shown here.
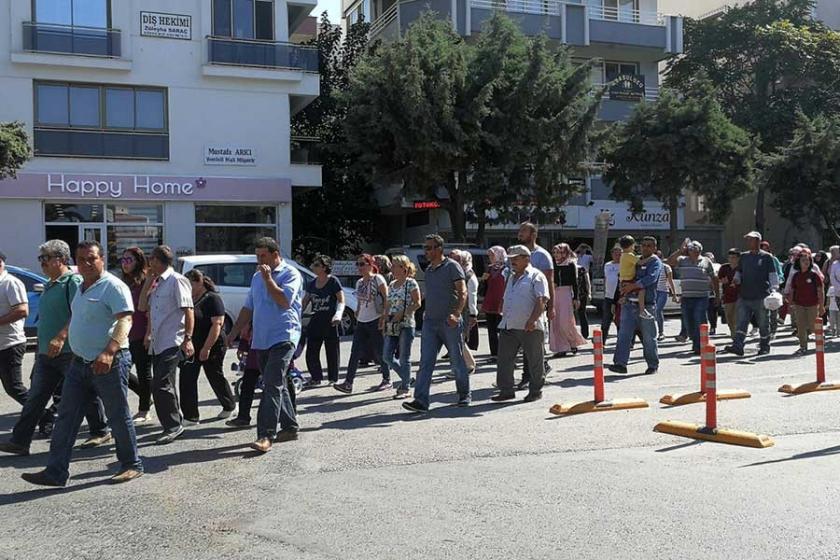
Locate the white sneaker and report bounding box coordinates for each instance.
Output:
[182,419,199,427]
[216,409,234,420]
[132,411,152,425]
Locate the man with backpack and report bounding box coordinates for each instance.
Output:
[0,240,109,457]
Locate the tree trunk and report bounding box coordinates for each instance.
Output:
[755,185,765,233]
[446,172,466,242]
[475,212,487,247]
[667,194,679,254]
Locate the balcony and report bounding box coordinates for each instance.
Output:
[34,128,169,160]
[290,136,322,165]
[207,37,318,72]
[22,21,121,58]
[371,0,683,55]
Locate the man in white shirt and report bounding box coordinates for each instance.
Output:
[601,246,622,340]
[491,245,549,403]
[0,251,29,406]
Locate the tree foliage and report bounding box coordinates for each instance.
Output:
[602,86,752,251]
[763,113,840,241]
[344,12,602,242]
[0,122,30,180]
[664,0,840,230]
[291,14,379,262]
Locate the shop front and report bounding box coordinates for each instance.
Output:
[0,172,292,270]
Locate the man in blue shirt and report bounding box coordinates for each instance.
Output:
[21,240,143,487]
[610,236,662,375]
[227,237,302,453]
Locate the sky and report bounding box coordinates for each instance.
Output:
[311,0,342,24]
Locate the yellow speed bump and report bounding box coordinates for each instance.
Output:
[778,381,840,395]
[654,420,774,448]
[549,398,649,416]
[660,389,751,407]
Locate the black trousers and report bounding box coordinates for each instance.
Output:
[707,297,719,332]
[305,330,340,383]
[485,313,502,357]
[601,298,615,338]
[179,347,236,421]
[577,297,590,339]
[0,343,27,405]
[127,339,153,412]
[152,346,182,432]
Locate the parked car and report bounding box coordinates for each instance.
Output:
[177,255,358,336]
[5,265,47,340]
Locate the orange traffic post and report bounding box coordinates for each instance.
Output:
[779,318,840,395]
[660,336,751,407]
[655,345,774,448]
[549,329,648,416]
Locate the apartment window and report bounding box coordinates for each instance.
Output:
[589,0,639,21]
[34,81,168,159]
[213,0,274,39]
[347,0,371,24]
[604,61,638,82]
[195,205,278,253]
[35,0,110,28]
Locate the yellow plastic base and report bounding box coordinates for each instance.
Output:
[653,420,774,448]
[549,398,649,416]
[659,389,752,407]
[778,381,840,395]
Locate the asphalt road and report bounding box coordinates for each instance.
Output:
[1,316,839,560]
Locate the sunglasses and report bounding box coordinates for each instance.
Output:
[120,256,136,264]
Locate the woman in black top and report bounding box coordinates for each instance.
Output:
[303,255,345,387]
[179,269,236,422]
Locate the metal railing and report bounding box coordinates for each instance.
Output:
[469,0,666,25]
[290,136,322,165]
[22,21,121,57]
[34,128,169,160]
[369,2,399,38]
[594,81,660,102]
[207,36,319,72]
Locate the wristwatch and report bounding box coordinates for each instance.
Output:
[184,334,193,342]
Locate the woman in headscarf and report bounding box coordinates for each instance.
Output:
[481,246,507,359]
[550,243,587,357]
[449,249,478,374]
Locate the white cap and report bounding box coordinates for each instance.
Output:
[506,245,531,258]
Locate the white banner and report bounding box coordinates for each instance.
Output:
[141,12,192,40]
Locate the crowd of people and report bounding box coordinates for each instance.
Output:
[0,224,835,486]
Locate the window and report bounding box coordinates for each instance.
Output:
[195,205,278,253]
[347,0,370,24]
[604,61,638,82]
[213,0,274,40]
[34,81,168,159]
[589,0,639,22]
[35,0,110,28]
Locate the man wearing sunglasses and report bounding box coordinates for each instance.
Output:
[403,234,470,412]
[0,250,28,408]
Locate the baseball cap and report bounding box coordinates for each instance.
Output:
[687,241,703,252]
[506,245,531,258]
[744,231,762,241]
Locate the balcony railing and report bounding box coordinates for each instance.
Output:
[23,21,121,58]
[369,3,399,38]
[469,0,666,25]
[207,36,318,72]
[291,136,322,164]
[594,81,660,102]
[34,128,169,160]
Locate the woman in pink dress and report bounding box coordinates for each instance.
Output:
[550,243,587,357]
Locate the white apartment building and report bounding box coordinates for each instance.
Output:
[345,0,701,251]
[660,0,839,27]
[0,0,321,270]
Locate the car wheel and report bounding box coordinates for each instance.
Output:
[340,309,356,337]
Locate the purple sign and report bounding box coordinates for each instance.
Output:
[0,173,292,202]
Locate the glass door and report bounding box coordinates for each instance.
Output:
[81,225,105,243]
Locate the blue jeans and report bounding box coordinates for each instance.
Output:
[46,350,141,484]
[732,298,770,352]
[413,318,470,408]
[613,302,659,370]
[655,291,669,336]
[343,320,389,386]
[383,326,414,390]
[12,353,107,448]
[681,297,709,352]
[256,341,298,439]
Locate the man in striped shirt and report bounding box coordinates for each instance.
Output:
[667,240,718,355]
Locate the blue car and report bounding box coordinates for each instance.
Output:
[6,265,47,340]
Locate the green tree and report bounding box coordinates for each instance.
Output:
[291,14,379,261]
[344,12,601,242]
[602,86,753,252]
[763,113,840,241]
[664,0,840,231]
[0,122,30,179]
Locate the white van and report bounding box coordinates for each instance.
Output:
[177,255,358,335]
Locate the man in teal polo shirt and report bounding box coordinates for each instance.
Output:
[21,240,143,487]
[0,240,109,456]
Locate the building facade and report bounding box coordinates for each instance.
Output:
[0,0,321,270]
[346,0,704,252]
